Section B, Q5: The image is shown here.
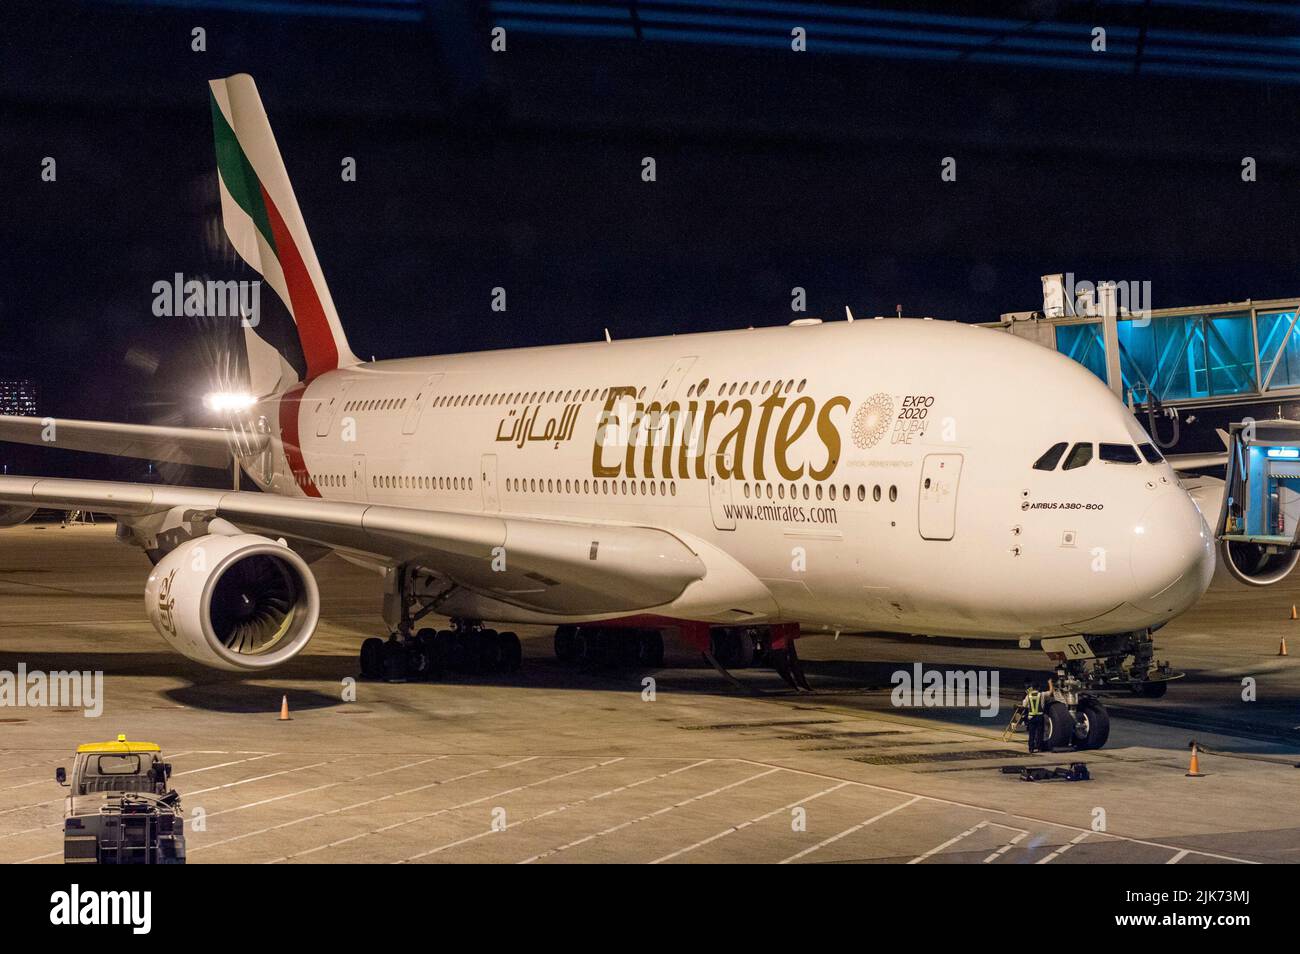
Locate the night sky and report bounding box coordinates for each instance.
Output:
[4,0,1300,481]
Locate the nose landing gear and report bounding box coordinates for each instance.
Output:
[1031,628,1177,751]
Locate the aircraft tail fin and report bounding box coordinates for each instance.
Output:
[208,73,359,384]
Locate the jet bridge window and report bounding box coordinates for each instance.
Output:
[1063,442,1093,470]
[1138,442,1164,464]
[1032,442,1068,471]
[1099,443,1141,464]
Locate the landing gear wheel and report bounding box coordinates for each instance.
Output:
[1075,698,1110,750]
[433,630,455,671]
[710,629,739,667]
[478,629,503,671]
[1042,700,1074,751]
[583,628,613,667]
[499,631,522,672]
[453,629,478,672]
[360,637,384,679]
[734,629,756,668]
[412,627,442,680]
[638,630,665,668]
[554,625,578,662]
[614,631,640,668]
[381,638,409,683]
[1136,680,1168,698]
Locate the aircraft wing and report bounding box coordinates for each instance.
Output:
[0,415,251,470]
[0,475,707,616]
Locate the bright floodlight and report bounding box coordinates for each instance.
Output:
[204,391,258,413]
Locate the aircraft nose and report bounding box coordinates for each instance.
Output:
[1129,489,1215,618]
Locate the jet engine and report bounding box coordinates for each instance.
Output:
[1218,540,1300,587]
[144,533,320,671]
[0,505,36,527]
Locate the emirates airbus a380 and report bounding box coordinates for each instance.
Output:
[0,75,1221,750]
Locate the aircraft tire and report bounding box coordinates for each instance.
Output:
[1075,698,1110,750]
[499,631,522,672]
[639,630,665,668]
[360,637,384,679]
[1043,701,1074,751]
[555,625,578,661]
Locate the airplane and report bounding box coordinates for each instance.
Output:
[0,74,1256,752]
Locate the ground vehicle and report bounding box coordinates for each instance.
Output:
[55,735,185,864]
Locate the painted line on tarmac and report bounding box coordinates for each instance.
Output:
[173,753,279,780]
[779,795,923,864]
[4,755,355,854]
[740,757,1261,864]
[650,780,851,864]
[909,820,990,864]
[188,759,533,857]
[519,766,783,865]
[1037,831,1090,863]
[983,826,1030,863]
[185,757,344,797]
[0,753,281,836]
[268,757,612,863]
[400,759,715,863]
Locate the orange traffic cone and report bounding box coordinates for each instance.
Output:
[1186,741,1204,777]
[1281,637,1290,657]
[278,695,291,721]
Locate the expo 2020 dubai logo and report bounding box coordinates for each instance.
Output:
[852,392,894,449]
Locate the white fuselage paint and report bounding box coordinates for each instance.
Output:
[249,319,1215,640]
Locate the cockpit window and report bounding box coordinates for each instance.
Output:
[1032,442,1068,471]
[1137,442,1164,464]
[1062,442,1093,470]
[1099,443,1141,464]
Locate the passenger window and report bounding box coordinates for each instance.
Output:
[1099,443,1140,464]
[1137,442,1164,464]
[1063,443,1093,470]
[1032,442,1068,471]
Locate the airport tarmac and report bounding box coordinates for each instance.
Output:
[0,521,1297,864]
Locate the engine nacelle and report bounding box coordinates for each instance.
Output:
[144,533,320,671]
[1183,474,1300,587]
[0,505,36,528]
[1219,539,1300,587]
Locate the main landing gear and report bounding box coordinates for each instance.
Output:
[1033,628,1181,751]
[357,566,520,681]
[553,625,665,669]
[360,622,522,682]
[551,622,811,691]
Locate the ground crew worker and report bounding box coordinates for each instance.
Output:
[1022,679,1045,753]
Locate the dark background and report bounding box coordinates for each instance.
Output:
[3,0,1300,479]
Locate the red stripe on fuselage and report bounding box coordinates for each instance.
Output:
[260,184,339,382]
[279,384,320,498]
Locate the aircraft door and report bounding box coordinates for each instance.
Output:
[352,454,368,502]
[481,454,499,512]
[918,453,963,541]
[708,452,736,531]
[315,383,350,437]
[403,373,445,435]
[648,356,697,408]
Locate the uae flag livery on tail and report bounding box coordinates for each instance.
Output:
[208,74,359,384]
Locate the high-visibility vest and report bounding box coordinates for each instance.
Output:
[1027,690,1042,716]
